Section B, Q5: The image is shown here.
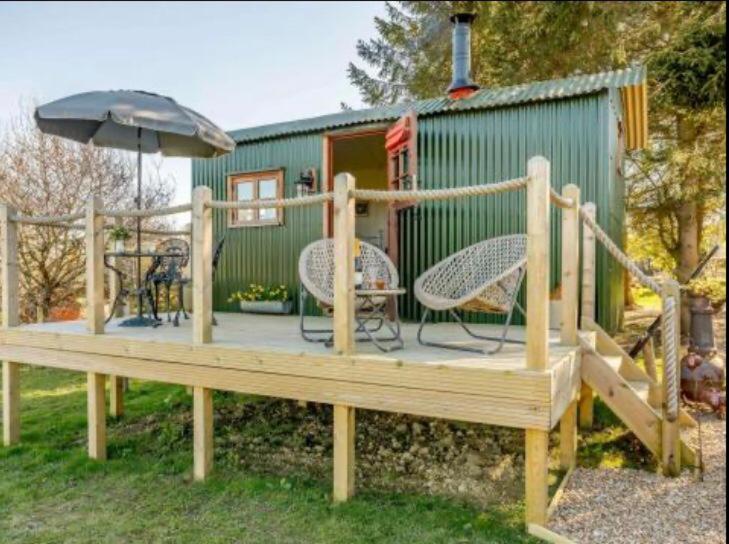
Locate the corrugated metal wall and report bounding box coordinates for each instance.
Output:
[192,90,625,332]
[192,134,324,314]
[398,92,624,332]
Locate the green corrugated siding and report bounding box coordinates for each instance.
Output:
[193,91,625,333]
[192,134,324,314]
[397,92,624,332]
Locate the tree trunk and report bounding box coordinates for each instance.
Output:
[676,116,701,335]
[676,200,700,332]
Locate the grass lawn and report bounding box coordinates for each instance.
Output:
[0,366,540,544]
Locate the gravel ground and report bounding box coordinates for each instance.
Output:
[550,310,726,543]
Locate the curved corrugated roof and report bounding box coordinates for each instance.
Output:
[229,66,647,148]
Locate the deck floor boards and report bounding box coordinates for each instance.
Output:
[15,313,568,369]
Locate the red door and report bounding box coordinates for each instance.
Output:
[385,110,418,265]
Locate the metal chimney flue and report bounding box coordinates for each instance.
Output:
[447,13,479,99]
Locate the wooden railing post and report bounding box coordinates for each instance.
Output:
[332,172,356,502]
[85,196,105,334]
[525,156,550,527]
[191,186,215,477]
[560,185,580,345]
[559,185,580,472]
[642,337,661,408]
[0,203,19,329]
[192,186,213,344]
[579,202,597,430]
[1,204,20,446]
[661,278,681,476]
[85,197,107,458]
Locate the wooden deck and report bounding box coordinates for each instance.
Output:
[0,313,580,431]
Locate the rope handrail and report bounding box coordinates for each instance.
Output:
[352,177,528,202]
[549,188,576,209]
[579,205,661,293]
[207,192,334,210]
[99,203,192,218]
[7,220,189,236]
[9,212,85,225]
[662,296,680,422]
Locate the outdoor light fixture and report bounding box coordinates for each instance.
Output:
[295,168,317,197]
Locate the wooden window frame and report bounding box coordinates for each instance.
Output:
[227,169,284,228]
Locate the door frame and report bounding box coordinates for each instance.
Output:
[321,125,390,238]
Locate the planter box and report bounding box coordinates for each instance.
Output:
[238,300,292,315]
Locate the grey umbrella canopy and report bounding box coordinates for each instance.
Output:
[34,90,235,157]
[35,90,235,326]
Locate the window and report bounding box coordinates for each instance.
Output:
[228,169,284,227]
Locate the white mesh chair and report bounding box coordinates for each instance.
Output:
[414,234,527,354]
[298,238,403,350]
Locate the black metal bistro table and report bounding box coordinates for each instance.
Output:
[104,251,188,326]
[353,287,406,352]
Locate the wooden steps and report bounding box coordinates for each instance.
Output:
[581,317,697,428]
[579,329,697,469]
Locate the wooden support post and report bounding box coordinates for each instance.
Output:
[661,279,681,476]
[2,361,20,446]
[110,375,124,418]
[1,204,20,446]
[193,386,213,481]
[560,184,580,345]
[333,404,355,501]
[559,401,578,471]
[332,172,356,502]
[85,196,105,334]
[0,203,20,329]
[642,338,661,408]
[525,156,550,526]
[579,383,594,429]
[579,202,597,429]
[87,372,107,460]
[192,186,213,344]
[525,429,549,527]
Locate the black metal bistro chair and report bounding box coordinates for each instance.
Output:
[150,238,190,326]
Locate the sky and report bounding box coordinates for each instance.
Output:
[0,1,386,210]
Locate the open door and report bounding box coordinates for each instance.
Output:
[385,110,418,265]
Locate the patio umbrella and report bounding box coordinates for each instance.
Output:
[35,90,235,326]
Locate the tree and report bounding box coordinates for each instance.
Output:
[0,108,174,322]
[349,2,726,317]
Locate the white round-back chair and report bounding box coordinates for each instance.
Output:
[298,238,400,343]
[414,234,527,354]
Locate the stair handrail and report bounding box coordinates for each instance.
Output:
[579,204,679,423]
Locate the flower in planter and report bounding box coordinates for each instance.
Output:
[228,283,290,303]
[687,277,726,310]
[109,225,132,241]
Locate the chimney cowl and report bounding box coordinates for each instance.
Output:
[447,12,480,99]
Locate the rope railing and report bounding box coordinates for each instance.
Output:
[99,203,192,218]
[579,201,681,425]
[549,187,576,209]
[7,219,188,236]
[662,296,680,422]
[9,212,85,225]
[207,192,334,210]
[579,205,661,293]
[351,177,527,202]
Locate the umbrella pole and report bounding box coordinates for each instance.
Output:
[136,132,143,320]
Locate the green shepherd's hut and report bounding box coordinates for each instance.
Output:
[192,15,648,333]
